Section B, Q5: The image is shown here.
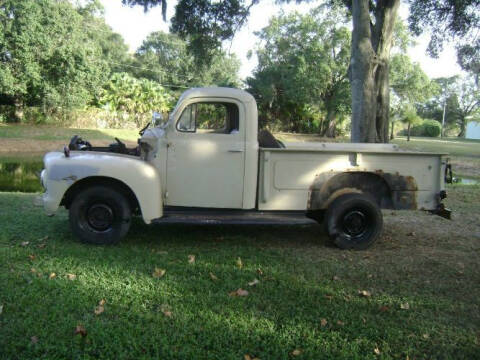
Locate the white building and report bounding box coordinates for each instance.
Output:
[466,121,480,140]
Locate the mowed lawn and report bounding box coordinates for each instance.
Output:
[0,126,479,359]
[0,185,479,359]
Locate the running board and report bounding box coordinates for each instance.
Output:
[151,211,317,225]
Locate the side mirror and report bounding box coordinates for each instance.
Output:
[152,111,163,127]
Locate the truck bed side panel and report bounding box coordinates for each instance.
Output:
[258,149,445,211]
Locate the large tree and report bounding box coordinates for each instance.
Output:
[123,0,479,142]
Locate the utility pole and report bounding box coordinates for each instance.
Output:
[441,101,446,138]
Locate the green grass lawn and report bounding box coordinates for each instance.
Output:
[1,185,479,359]
[0,124,139,142]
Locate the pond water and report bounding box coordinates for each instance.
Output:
[0,158,43,193]
[452,177,479,185]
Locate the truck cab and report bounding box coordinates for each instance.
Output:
[141,87,259,210]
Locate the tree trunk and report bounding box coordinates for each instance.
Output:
[350,0,377,143]
[350,0,400,143]
[458,117,466,137]
[13,98,24,122]
[390,120,395,140]
[407,123,411,141]
[325,108,337,138]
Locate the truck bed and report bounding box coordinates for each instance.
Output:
[258,142,447,211]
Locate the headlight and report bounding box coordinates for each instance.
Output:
[40,169,46,190]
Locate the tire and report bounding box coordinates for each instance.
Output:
[325,193,383,250]
[69,185,131,245]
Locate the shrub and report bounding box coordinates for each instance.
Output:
[410,119,441,137]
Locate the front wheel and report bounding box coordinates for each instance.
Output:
[325,193,383,250]
[69,186,131,245]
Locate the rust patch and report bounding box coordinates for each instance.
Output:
[308,171,418,211]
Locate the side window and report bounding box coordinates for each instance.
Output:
[176,102,239,134]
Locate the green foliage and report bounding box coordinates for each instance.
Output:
[407,0,480,76]
[0,0,112,113]
[133,31,240,88]
[401,107,421,126]
[246,6,351,135]
[171,0,253,63]
[410,119,442,137]
[100,73,174,127]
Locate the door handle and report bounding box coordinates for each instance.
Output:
[228,149,244,153]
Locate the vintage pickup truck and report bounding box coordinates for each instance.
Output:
[40,87,451,249]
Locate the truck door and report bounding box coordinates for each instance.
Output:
[165,99,245,208]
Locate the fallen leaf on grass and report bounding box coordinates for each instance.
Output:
[236,257,243,269]
[358,290,372,297]
[324,294,333,300]
[152,268,166,278]
[209,272,218,281]
[49,273,56,279]
[423,333,429,339]
[244,355,260,360]
[21,241,30,247]
[94,299,106,315]
[66,274,76,281]
[332,275,340,281]
[248,278,259,286]
[94,305,104,315]
[374,347,381,355]
[74,325,87,337]
[31,268,37,274]
[188,255,195,264]
[337,320,345,326]
[379,306,390,312]
[291,349,302,356]
[37,243,46,249]
[320,318,328,327]
[229,288,249,297]
[31,336,38,344]
[160,304,172,317]
[400,302,410,310]
[256,268,264,276]
[28,254,35,261]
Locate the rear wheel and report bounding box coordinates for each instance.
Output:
[325,193,383,250]
[69,186,131,245]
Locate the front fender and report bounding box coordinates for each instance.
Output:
[43,151,163,223]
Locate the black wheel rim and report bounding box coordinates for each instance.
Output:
[87,204,114,232]
[341,209,371,240]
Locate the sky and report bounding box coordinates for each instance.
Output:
[100,0,463,81]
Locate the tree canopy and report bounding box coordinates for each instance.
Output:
[246,6,351,136]
[0,0,133,121]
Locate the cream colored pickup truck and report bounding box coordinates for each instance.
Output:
[40,87,451,249]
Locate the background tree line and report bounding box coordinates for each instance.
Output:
[1,0,478,138]
[0,0,240,127]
